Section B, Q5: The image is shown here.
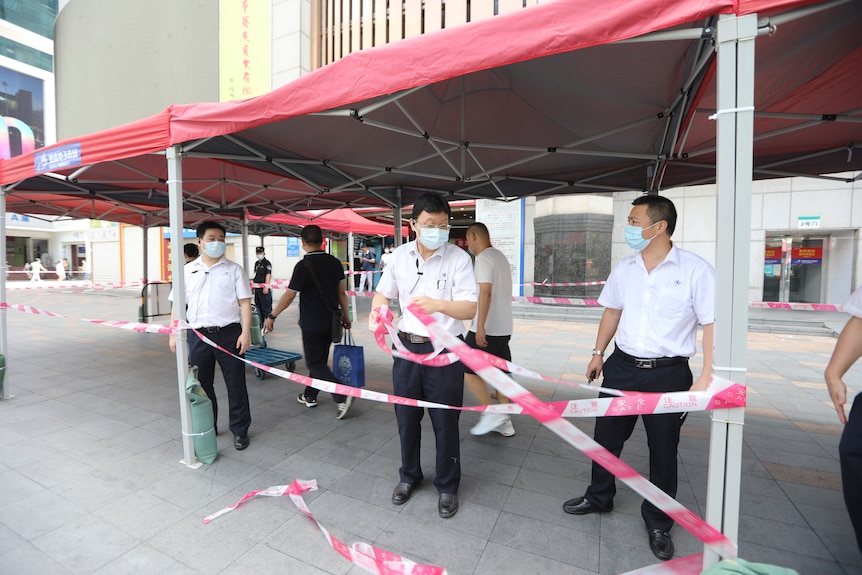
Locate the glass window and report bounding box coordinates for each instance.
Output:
[0,0,59,39]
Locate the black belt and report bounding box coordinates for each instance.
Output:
[199,323,239,333]
[613,348,689,369]
[399,331,432,344]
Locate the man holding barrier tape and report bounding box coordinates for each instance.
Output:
[370,192,477,519]
[563,195,715,562]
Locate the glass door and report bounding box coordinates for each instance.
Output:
[762,235,825,303]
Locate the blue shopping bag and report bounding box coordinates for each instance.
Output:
[333,330,365,388]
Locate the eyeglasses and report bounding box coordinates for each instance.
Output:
[413,220,451,231]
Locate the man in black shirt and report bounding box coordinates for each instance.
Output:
[252,246,273,326]
[263,226,354,419]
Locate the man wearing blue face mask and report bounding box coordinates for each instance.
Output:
[169,222,254,451]
[562,195,715,562]
[370,192,477,519]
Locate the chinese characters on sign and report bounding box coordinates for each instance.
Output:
[219,0,272,101]
[797,216,820,229]
[34,143,82,173]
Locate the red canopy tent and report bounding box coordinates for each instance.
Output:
[248,209,408,236]
[0,2,859,569]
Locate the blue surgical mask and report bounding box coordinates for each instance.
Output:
[418,228,449,251]
[624,222,660,251]
[256,254,264,261]
[203,241,227,258]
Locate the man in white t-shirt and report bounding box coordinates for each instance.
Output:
[379,246,393,270]
[463,222,516,437]
[825,285,862,552]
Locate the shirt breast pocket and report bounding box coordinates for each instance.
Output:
[211,269,237,295]
[657,285,688,320]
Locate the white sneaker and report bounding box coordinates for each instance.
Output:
[492,418,516,437]
[470,412,508,435]
[336,396,353,420]
[297,393,318,408]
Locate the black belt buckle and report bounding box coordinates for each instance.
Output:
[203,326,220,333]
[634,358,656,369]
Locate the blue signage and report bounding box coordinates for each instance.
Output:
[35,143,82,172]
[287,236,300,257]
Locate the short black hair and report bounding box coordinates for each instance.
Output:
[301,225,323,246]
[183,243,199,258]
[632,195,677,236]
[411,192,451,220]
[196,221,226,238]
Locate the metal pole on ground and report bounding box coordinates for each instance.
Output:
[703,12,756,569]
[0,187,9,399]
[167,145,199,469]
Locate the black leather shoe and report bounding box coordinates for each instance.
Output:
[562,496,612,515]
[392,481,420,505]
[647,528,674,561]
[233,434,249,450]
[438,493,458,518]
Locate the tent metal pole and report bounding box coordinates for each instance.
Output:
[167,145,199,469]
[394,187,403,248]
[141,215,148,283]
[703,12,756,569]
[348,232,356,322]
[0,187,10,399]
[241,210,249,276]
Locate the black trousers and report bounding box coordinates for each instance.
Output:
[841,393,862,551]
[188,323,251,437]
[301,328,346,403]
[392,338,465,494]
[584,351,691,532]
[253,288,272,322]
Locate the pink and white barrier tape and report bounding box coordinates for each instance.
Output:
[0,303,173,334]
[203,479,447,575]
[749,301,844,312]
[407,302,738,560]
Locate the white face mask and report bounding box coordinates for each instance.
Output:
[203,241,226,258]
[418,227,450,251]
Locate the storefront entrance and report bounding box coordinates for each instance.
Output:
[763,235,825,303]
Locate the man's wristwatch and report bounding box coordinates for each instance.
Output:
[266,314,277,320]
[591,349,605,357]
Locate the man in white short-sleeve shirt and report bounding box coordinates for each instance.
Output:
[169,222,254,451]
[563,195,715,563]
[371,192,477,519]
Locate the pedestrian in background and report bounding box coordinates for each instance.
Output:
[464,222,516,437]
[252,246,273,326]
[263,225,354,419]
[358,245,376,292]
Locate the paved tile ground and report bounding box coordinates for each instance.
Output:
[0,288,860,574]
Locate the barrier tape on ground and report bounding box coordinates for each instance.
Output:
[0,302,174,334]
[621,554,704,575]
[407,302,738,560]
[203,479,447,575]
